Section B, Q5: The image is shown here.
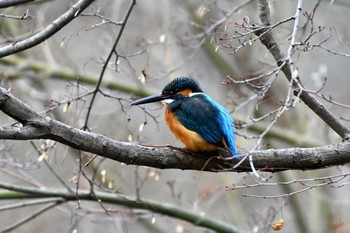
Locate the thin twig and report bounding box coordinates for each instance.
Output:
[0,197,64,211]
[29,141,74,194]
[83,0,136,129]
[238,173,349,198]
[1,201,63,233]
[256,0,350,140]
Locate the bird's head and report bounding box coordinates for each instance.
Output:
[131,77,203,105]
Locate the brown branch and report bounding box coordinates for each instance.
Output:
[0,0,96,57]
[0,86,350,172]
[255,0,350,140]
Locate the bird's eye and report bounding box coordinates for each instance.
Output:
[163,90,176,95]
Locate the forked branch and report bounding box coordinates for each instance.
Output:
[255,0,350,140]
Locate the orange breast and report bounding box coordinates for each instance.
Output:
[164,106,219,152]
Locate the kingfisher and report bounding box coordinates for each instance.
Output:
[131,77,238,159]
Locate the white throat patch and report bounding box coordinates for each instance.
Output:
[189,92,202,97]
[161,99,174,104]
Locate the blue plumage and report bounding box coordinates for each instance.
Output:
[131,77,238,159]
[163,77,203,94]
[168,93,238,158]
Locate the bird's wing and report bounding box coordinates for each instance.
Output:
[215,101,237,157]
[171,93,233,148]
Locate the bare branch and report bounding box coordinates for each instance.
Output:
[2,201,63,232]
[233,172,350,199]
[0,0,96,57]
[0,56,155,97]
[0,86,350,172]
[0,184,243,233]
[83,0,136,129]
[0,9,32,20]
[255,0,350,140]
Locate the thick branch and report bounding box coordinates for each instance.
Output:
[0,86,350,172]
[0,0,96,57]
[255,0,350,140]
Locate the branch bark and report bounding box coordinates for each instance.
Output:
[0,0,96,57]
[0,86,349,172]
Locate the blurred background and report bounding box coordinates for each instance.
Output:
[0,0,350,232]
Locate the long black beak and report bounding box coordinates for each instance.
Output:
[131,93,171,105]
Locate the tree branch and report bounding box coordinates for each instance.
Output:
[255,0,350,140]
[0,0,33,8]
[0,56,156,97]
[0,86,350,172]
[83,0,136,129]
[0,0,96,57]
[2,201,62,233]
[0,184,243,233]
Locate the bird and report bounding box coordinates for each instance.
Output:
[131,77,238,159]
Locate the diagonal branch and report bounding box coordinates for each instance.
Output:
[83,0,136,129]
[0,0,55,8]
[255,0,350,140]
[2,201,63,233]
[0,86,350,172]
[0,0,34,8]
[0,0,96,57]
